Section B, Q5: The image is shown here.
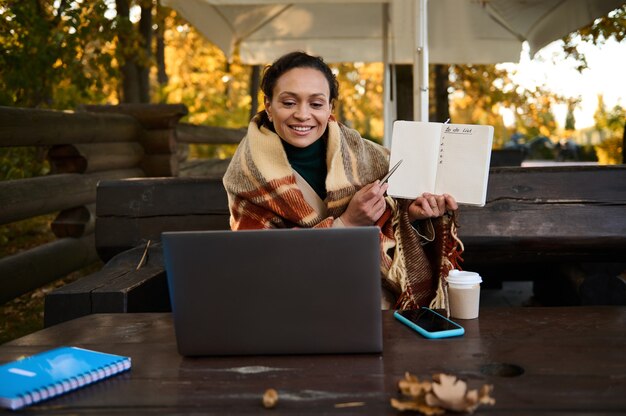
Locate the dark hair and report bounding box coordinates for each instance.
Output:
[257,51,338,127]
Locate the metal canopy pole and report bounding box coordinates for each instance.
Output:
[413,0,429,121]
[382,2,395,148]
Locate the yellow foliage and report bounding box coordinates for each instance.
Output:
[161,15,250,128]
[332,62,384,142]
[595,135,623,164]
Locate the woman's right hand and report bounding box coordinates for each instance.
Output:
[340,181,388,226]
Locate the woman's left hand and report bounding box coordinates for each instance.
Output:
[408,193,458,222]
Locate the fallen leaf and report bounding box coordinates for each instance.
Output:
[398,373,432,397]
[390,398,444,415]
[391,372,495,414]
[478,384,496,406]
[262,388,278,409]
[428,373,469,411]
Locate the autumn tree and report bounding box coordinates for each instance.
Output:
[562,4,625,163]
[160,16,250,128]
[446,63,564,148]
[564,99,578,132]
[432,4,626,152]
[1,1,119,183]
[332,62,384,142]
[593,95,624,164]
[0,0,172,106]
[562,4,626,71]
[0,0,118,108]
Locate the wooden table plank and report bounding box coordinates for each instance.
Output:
[2,307,625,414]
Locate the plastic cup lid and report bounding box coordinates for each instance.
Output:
[447,269,482,285]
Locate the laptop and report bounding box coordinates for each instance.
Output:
[162,227,382,356]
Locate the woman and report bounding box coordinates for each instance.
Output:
[223,51,462,309]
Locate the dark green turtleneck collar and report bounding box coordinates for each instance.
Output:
[282,138,327,200]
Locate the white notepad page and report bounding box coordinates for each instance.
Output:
[387,121,493,206]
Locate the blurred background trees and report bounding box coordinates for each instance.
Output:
[1,0,624,165]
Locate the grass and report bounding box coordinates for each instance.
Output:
[0,215,104,344]
[0,261,103,345]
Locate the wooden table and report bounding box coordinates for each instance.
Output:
[2,307,625,414]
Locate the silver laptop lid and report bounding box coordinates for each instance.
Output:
[163,227,382,356]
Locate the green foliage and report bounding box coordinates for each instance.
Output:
[578,144,598,162]
[563,4,626,71]
[0,214,55,256]
[593,96,625,164]
[564,99,578,131]
[449,64,566,148]
[159,17,250,129]
[0,260,103,343]
[594,95,625,132]
[332,62,384,143]
[0,0,119,108]
[449,64,514,147]
[0,147,49,180]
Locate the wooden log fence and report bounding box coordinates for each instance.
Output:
[81,104,188,177]
[174,122,246,179]
[0,104,191,305]
[0,235,97,305]
[1,169,143,225]
[175,122,246,145]
[48,142,145,174]
[0,107,141,145]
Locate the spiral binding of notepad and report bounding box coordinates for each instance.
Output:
[0,347,132,411]
[12,359,130,410]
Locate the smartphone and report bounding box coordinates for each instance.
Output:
[394,307,465,339]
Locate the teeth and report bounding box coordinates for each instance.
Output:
[292,126,313,132]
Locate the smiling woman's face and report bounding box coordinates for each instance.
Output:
[264,67,333,148]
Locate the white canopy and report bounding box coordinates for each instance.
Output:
[162,0,621,64]
[162,0,622,142]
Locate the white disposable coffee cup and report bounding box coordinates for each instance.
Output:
[447,269,482,319]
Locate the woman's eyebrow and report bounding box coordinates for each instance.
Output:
[278,91,328,99]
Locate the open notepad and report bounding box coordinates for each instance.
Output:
[387,121,494,206]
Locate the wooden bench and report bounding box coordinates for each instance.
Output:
[44,166,626,326]
[460,165,626,263]
[459,165,626,305]
[44,178,230,327]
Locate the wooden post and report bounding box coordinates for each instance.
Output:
[394,65,414,121]
[51,204,96,238]
[622,123,626,164]
[80,104,188,177]
[249,65,261,120]
[434,64,450,123]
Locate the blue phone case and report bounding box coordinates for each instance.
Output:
[394,308,465,339]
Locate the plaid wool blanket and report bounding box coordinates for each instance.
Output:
[223,117,462,309]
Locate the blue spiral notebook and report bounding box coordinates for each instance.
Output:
[0,346,131,410]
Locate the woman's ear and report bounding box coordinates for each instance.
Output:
[329,114,336,122]
[264,97,273,122]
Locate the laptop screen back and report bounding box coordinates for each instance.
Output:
[163,227,382,356]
